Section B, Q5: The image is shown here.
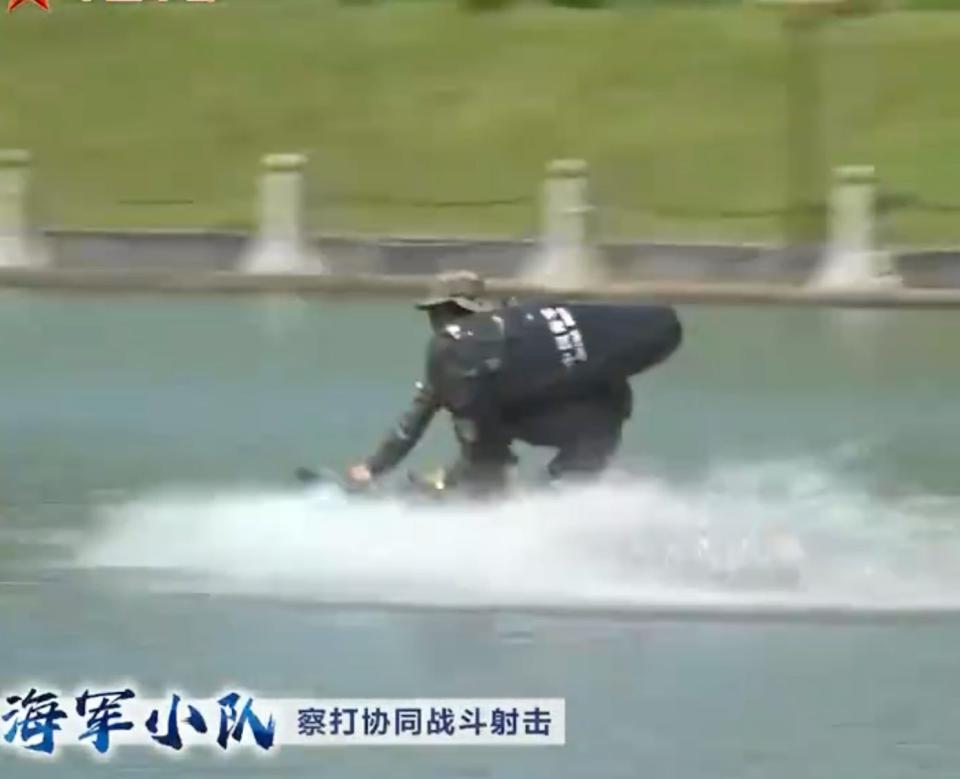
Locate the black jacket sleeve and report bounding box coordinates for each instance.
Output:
[426,333,516,489]
[364,379,440,476]
[364,331,517,488]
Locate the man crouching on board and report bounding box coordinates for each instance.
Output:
[347,270,682,496]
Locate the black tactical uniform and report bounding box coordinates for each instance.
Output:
[362,293,681,494]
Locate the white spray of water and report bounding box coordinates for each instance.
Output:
[72,460,960,615]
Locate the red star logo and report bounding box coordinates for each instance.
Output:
[8,0,50,11]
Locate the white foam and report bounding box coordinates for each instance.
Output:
[71,461,960,614]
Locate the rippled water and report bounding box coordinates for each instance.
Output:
[2,296,960,777]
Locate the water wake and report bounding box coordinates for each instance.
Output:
[72,459,960,614]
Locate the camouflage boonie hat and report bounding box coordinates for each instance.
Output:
[415,270,495,313]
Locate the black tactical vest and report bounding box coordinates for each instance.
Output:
[428,301,682,415]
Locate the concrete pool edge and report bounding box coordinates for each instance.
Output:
[2,268,960,309]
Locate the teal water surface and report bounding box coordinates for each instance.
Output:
[1,294,959,777]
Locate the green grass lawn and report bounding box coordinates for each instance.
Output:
[1,0,960,244]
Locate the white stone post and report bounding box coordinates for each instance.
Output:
[0,150,45,268]
[810,165,900,287]
[240,153,325,274]
[523,159,604,286]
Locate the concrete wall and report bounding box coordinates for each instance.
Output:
[39,229,960,287]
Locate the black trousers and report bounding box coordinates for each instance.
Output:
[446,383,631,492]
[507,392,627,480]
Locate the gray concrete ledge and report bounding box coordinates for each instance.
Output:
[4,268,960,309]
[36,229,960,288]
